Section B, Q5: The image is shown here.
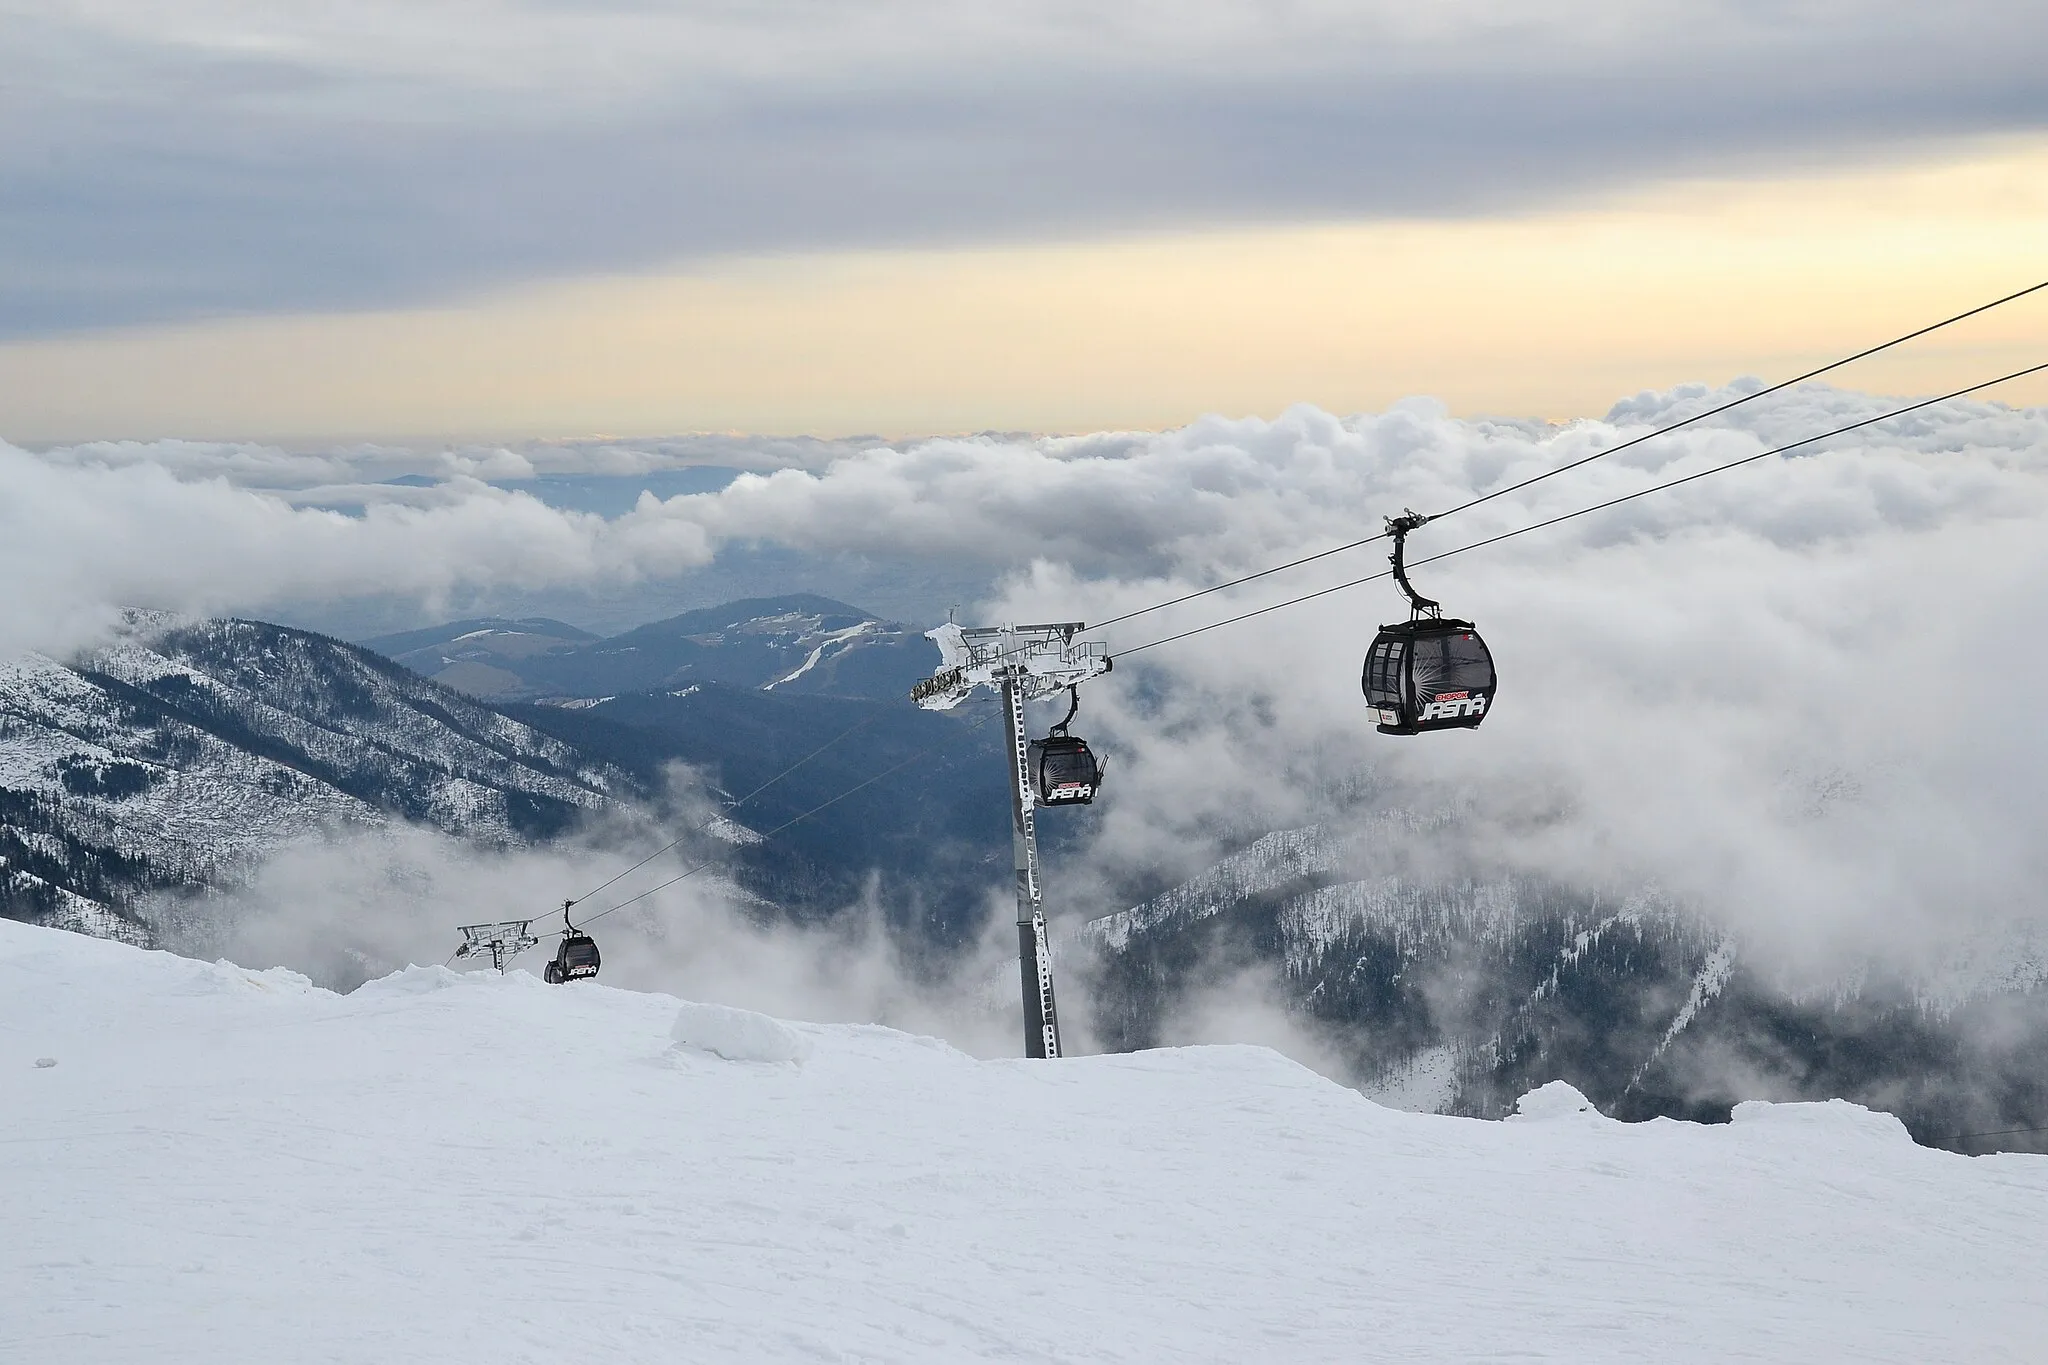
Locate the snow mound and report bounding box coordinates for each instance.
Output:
[1732,1097,1913,1143]
[671,1000,813,1064]
[174,959,320,998]
[351,963,486,997]
[5,917,2047,1365]
[1509,1079,1607,1121]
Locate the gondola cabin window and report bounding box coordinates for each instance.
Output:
[1365,639,1405,711]
[1412,631,1494,699]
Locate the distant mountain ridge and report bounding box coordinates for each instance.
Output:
[367,595,936,703]
[360,595,1018,930]
[502,682,1013,940]
[359,616,598,658]
[0,615,621,939]
[0,601,1015,951]
[9,606,2043,1154]
[1079,820,2048,1151]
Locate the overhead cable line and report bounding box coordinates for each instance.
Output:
[510,285,2048,967]
[555,706,1002,935]
[1089,534,1390,632]
[1089,278,2047,635]
[1421,278,2048,526]
[1114,360,2048,658]
[562,710,886,912]
[1938,1123,2048,1147]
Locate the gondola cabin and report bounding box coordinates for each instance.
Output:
[1028,734,1100,806]
[1362,618,1496,735]
[545,932,601,984]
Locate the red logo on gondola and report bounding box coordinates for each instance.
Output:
[1436,691,1470,701]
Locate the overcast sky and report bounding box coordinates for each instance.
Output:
[3,1,2045,438]
[8,1,2045,333]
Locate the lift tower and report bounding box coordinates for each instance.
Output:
[912,621,1111,1058]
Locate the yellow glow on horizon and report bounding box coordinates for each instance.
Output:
[3,134,2045,445]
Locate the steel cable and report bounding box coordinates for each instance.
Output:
[1086,280,2046,635]
[560,710,888,914]
[556,706,1002,935]
[1115,360,2048,657]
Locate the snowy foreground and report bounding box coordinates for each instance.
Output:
[6,921,2047,1364]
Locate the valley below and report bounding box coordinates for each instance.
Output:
[5,597,2046,1156]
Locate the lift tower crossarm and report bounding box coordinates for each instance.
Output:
[910,621,1112,1058]
[453,920,538,973]
[910,622,1110,711]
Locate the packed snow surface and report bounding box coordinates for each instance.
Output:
[5,920,2046,1364]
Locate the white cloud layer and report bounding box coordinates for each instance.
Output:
[0,440,716,658]
[12,379,2048,979]
[23,432,852,492]
[156,817,1034,1058]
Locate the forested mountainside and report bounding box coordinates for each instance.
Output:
[504,684,1011,941]
[18,609,2042,1153]
[367,595,934,703]
[0,616,620,940]
[378,593,1022,936]
[0,603,1015,951]
[1079,821,2048,1151]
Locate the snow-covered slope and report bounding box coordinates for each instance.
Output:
[369,594,933,702]
[0,616,620,936]
[6,918,2044,1364]
[1081,821,2048,1146]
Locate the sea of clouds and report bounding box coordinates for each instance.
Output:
[10,380,2048,1033]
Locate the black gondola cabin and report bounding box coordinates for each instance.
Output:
[1363,510,1498,735]
[1362,618,1496,734]
[545,932,601,984]
[1028,735,1100,806]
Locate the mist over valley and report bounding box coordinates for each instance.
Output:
[8,386,2047,1155]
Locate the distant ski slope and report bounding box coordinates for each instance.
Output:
[367,594,933,702]
[5,919,2044,1364]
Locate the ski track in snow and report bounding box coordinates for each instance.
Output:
[1626,936,1741,1095]
[4,918,2046,1364]
[1082,825,1343,952]
[763,620,875,690]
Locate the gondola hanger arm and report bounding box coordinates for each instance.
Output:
[1385,509,1442,620]
[1049,686,1080,737]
